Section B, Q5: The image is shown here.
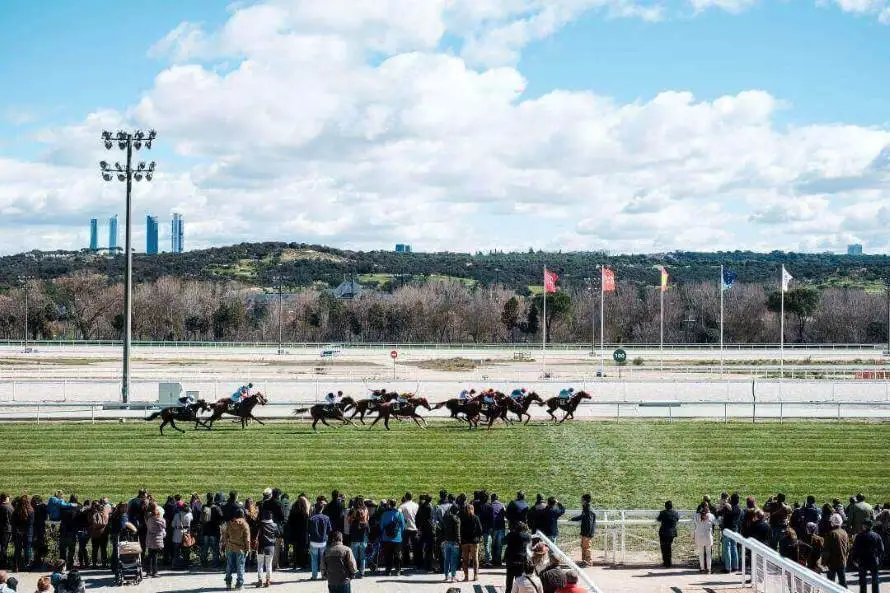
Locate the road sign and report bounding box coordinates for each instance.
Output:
[390,350,398,360]
[613,348,627,363]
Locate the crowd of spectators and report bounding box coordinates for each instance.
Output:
[658,491,888,593]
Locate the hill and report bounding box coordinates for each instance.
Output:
[1,243,889,291]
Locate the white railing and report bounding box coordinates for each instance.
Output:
[535,531,605,593]
[723,529,848,593]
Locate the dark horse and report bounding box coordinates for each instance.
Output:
[293,397,357,431]
[145,400,211,434]
[348,391,399,424]
[543,391,591,423]
[432,392,483,423]
[369,397,431,431]
[206,393,268,429]
[500,392,545,425]
[467,397,514,430]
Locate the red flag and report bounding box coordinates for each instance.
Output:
[602,268,616,292]
[544,269,558,293]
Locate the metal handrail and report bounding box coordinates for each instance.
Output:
[534,531,605,593]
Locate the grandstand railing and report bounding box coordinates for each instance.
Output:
[534,531,605,593]
[722,529,847,593]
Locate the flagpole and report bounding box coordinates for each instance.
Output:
[542,266,547,372]
[717,264,725,377]
[780,266,785,379]
[659,283,664,372]
[600,265,605,377]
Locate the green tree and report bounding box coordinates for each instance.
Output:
[521,302,539,338]
[501,297,519,340]
[767,287,820,342]
[533,291,572,342]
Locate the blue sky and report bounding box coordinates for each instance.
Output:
[1,0,889,255]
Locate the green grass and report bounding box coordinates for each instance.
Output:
[3,421,889,508]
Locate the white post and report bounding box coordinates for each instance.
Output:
[717,264,724,378]
[600,265,605,377]
[660,286,664,372]
[542,266,547,374]
[781,267,785,379]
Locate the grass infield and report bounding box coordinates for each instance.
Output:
[3,420,889,508]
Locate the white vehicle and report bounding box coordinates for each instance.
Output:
[320,344,343,358]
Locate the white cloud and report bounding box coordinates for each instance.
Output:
[2,0,890,256]
[825,0,890,22]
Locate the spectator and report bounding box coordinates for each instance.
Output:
[778,527,803,564]
[379,500,404,577]
[569,494,596,568]
[259,489,283,528]
[31,495,47,570]
[510,561,542,593]
[478,493,493,568]
[11,494,33,572]
[440,504,461,584]
[87,500,109,569]
[822,513,850,587]
[504,521,531,592]
[740,496,757,539]
[850,519,884,593]
[696,495,716,515]
[0,575,15,592]
[108,502,128,574]
[222,491,242,523]
[538,552,566,593]
[145,502,166,578]
[255,513,281,588]
[460,501,483,582]
[36,576,50,592]
[0,495,13,571]
[172,499,193,569]
[692,506,715,574]
[506,492,529,531]
[801,496,821,533]
[73,501,91,569]
[527,495,546,535]
[818,504,834,536]
[540,498,565,543]
[489,493,507,568]
[718,492,742,573]
[200,493,222,568]
[802,522,824,573]
[321,531,357,593]
[309,502,333,580]
[415,494,435,572]
[325,491,345,535]
[398,492,419,569]
[288,494,311,570]
[347,498,369,578]
[764,493,792,549]
[243,498,259,568]
[556,569,586,593]
[221,508,251,591]
[0,572,7,592]
[656,501,679,568]
[57,496,80,570]
[850,494,873,535]
[749,510,772,546]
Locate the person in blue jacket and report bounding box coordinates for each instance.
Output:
[380,500,405,576]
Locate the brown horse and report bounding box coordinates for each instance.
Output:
[349,391,400,424]
[145,400,211,434]
[293,397,356,431]
[500,392,545,425]
[543,391,591,423]
[369,397,431,430]
[206,392,268,429]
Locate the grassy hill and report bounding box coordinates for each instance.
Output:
[2,242,890,291]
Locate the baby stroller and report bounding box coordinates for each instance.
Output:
[115,538,144,585]
[364,539,383,574]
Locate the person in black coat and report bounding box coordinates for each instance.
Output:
[656,501,679,568]
[324,491,345,535]
[504,522,531,592]
[506,492,529,530]
[287,495,311,570]
[570,494,596,567]
[851,520,885,593]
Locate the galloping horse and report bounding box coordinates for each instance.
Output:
[369,397,431,431]
[501,392,545,425]
[145,400,211,434]
[433,396,480,424]
[543,390,591,423]
[206,392,268,429]
[348,391,399,424]
[293,397,357,431]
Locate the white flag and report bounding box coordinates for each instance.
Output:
[781,266,793,292]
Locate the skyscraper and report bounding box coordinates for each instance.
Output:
[108,215,118,251]
[89,218,98,250]
[847,244,863,255]
[171,213,184,253]
[146,215,159,254]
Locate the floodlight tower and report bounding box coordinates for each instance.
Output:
[99,129,157,404]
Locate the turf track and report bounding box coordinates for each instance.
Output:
[3,420,889,507]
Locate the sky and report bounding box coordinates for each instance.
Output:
[1,0,889,256]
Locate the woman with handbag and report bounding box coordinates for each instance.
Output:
[172,503,194,569]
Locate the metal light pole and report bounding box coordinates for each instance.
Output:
[100,130,157,403]
[19,276,33,347]
[274,275,283,354]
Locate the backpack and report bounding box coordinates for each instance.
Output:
[89,509,108,537]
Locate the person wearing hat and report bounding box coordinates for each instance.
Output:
[509,388,527,402]
[230,383,254,412]
[557,387,574,402]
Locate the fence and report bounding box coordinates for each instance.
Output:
[534,531,605,593]
[722,529,848,593]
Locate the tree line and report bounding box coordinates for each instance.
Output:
[0,271,887,344]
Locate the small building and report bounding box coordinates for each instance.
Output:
[395,243,412,253]
[333,279,363,300]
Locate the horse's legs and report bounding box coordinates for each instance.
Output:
[170,418,185,434]
[523,413,531,425]
[249,414,265,425]
[320,417,332,428]
[312,417,320,432]
[159,419,166,435]
[547,407,558,422]
[368,413,383,430]
[383,415,391,431]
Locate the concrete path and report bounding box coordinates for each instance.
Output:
[3,565,749,593]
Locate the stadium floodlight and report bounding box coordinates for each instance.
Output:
[99,129,159,404]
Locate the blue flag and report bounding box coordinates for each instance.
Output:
[722,268,737,291]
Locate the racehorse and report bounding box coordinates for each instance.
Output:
[543,390,591,423]
[293,397,357,431]
[368,397,431,431]
[206,392,268,429]
[500,392,545,425]
[348,391,399,424]
[145,400,211,434]
[433,396,480,423]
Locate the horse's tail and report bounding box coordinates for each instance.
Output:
[292,407,309,415]
[432,402,446,410]
[145,411,162,421]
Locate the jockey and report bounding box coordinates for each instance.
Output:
[177,392,195,406]
[509,387,526,402]
[230,383,253,411]
[370,389,384,402]
[482,391,495,408]
[558,387,575,401]
[325,392,340,412]
[458,389,470,401]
